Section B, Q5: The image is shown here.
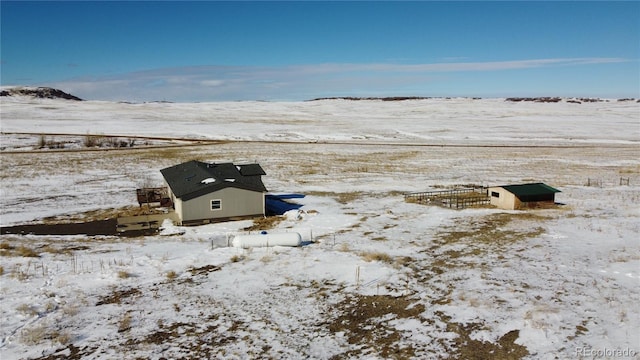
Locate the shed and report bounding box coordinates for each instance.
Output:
[160,160,267,225]
[488,183,561,210]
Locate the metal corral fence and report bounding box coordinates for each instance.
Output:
[405,187,490,209]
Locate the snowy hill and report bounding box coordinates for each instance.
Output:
[0,86,82,101]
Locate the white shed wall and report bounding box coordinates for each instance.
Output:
[488,187,518,210]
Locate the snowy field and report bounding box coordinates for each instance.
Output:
[0,96,639,359]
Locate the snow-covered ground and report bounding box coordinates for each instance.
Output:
[0,96,638,359]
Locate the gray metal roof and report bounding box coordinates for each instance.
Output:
[160,160,267,201]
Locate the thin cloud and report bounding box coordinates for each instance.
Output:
[200,79,225,87]
[303,58,629,73]
[46,57,632,102]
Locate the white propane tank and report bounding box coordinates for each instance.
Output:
[231,232,302,248]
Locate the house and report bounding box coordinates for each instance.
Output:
[488,183,561,210]
[160,160,267,225]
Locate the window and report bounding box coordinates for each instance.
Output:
[491,192,500,198]
[211,199,222,211]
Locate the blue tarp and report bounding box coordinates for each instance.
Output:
[265,194,305,215]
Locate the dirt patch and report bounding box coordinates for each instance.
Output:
[328,294,424,359]
[1,219,158,237]
[445,320,529,359]
[242,215,284,231]
[30,344,97,360]
[189,264,221,276]
[432,212,547,250]
[1,219,118,236]
[96,287,142,306]
[0,206,171,237]
[130,320,238,357]
[41,206,167,224]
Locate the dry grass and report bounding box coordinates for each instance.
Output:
[117,270,132,279]
[384,211,543,359]
[52,330,72,345]
[118,313,132,333]
[16,245,40,258]
[304,191,365,204]
[62,303,80,317]
[618,165,640,175]
[20,324,48,345]
[393,256,413,268]
[335,192,366,204]
[9,265,29,281]
[150,146,199,162]
[18,321,74,347]
[407,212,548,280]
[166,270,177,281]
[0,243,40,258]
[16,303,38,316]
[243,216,283,231]
[360,251,394,264]
[436,212,547,248]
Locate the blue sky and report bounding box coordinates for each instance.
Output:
[1,1,638,101]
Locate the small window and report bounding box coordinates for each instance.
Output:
[491,192,500,198]
[211,199,222,211]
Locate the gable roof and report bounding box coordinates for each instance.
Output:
[238,163,267,176]
[160,160,267,201]
[498,183,561,197]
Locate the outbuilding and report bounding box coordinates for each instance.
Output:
[160,160,267,225]
[488,183,561,210]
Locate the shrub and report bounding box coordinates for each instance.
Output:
[360,251,393,264]
[53,331,72,345]
[118,313,132,333]
[166,270,177,281]
[11,265,30,281]
[20,324,47,345]
[38,135,47,149]
[84,134,105,147]
[16,246,40,258]
[0,243,40,258]
[16,303,38,316]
